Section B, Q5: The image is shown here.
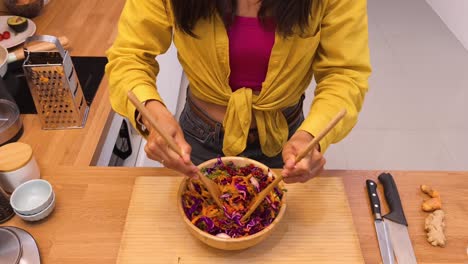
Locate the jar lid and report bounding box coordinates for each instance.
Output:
[0,142,33,172]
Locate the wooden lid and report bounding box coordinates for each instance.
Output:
[0,142,33,172]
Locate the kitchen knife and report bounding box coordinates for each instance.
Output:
[378,173,418,264]
[366,179,395,264]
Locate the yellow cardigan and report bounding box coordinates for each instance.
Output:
[105,0,371,156]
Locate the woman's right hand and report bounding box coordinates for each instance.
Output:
[141,100,199,177]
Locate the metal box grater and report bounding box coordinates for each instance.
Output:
[22,35,89,129]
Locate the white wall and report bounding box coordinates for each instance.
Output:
[426,0,468,50]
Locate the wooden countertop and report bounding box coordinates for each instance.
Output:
[0,0,125,167]
[1,168,467,263]
[0,167,175,263]
[1,1,466,263]
[344,171,468,264]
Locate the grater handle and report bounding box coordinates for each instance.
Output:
[24,35,67,59]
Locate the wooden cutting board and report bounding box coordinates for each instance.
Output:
[117,176,364,264]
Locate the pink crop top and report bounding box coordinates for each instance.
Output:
[227,16,276,92]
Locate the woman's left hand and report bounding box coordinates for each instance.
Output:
[281,131,326,183]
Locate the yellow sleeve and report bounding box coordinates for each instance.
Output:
[298,0,372,152]
[105,0,173,129]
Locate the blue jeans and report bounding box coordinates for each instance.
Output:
[179,95,305,168]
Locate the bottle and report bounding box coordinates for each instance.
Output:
[0,186,14,223]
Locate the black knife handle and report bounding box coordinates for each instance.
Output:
[366,180,382,220]
[378,172,408,226]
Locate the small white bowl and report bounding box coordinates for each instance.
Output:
[14,192,55,222]
[10,179,53,215]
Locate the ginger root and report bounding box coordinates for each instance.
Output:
[425,210,446,247]
[421,185,442,212]
[422,197,442,212]
[421,185,440,198]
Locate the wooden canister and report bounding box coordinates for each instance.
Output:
[0,142,40,193]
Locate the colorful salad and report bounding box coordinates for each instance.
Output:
[181,158,284,238]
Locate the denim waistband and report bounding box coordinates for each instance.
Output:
[186,93,305,132]
[179,92,305,166]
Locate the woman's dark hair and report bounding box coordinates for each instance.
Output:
[168,0,313,37]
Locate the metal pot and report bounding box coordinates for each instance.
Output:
[0,43,22,146]
[0,227,22,264]
[0,99,22,146]
[0,42,21,145]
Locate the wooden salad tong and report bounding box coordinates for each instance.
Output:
[127,91,224,208]
[240,109,347,222]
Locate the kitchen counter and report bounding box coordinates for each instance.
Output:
[344,170,468,263]
[0,0,125,168]
[0,166,175,263]
[1,1,467,263]
[2,167,467,263]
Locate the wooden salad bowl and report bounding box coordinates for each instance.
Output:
[177,156,287,251]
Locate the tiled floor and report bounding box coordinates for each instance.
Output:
[318,0,468,170]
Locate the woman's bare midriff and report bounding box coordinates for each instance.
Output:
[188,89,258,128]
[188,0,262,128]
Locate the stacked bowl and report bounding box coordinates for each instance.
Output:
[10,179,55,221]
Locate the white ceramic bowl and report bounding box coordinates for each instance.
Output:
[10,179,53,215]
[14,192,55,222]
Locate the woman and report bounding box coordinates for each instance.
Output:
[105,0,371,183]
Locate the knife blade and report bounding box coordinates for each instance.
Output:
[378,173,418,264]
[366,179,395,264]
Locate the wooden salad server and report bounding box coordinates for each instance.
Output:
[127,91,223,208]
[241,109,347,222]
